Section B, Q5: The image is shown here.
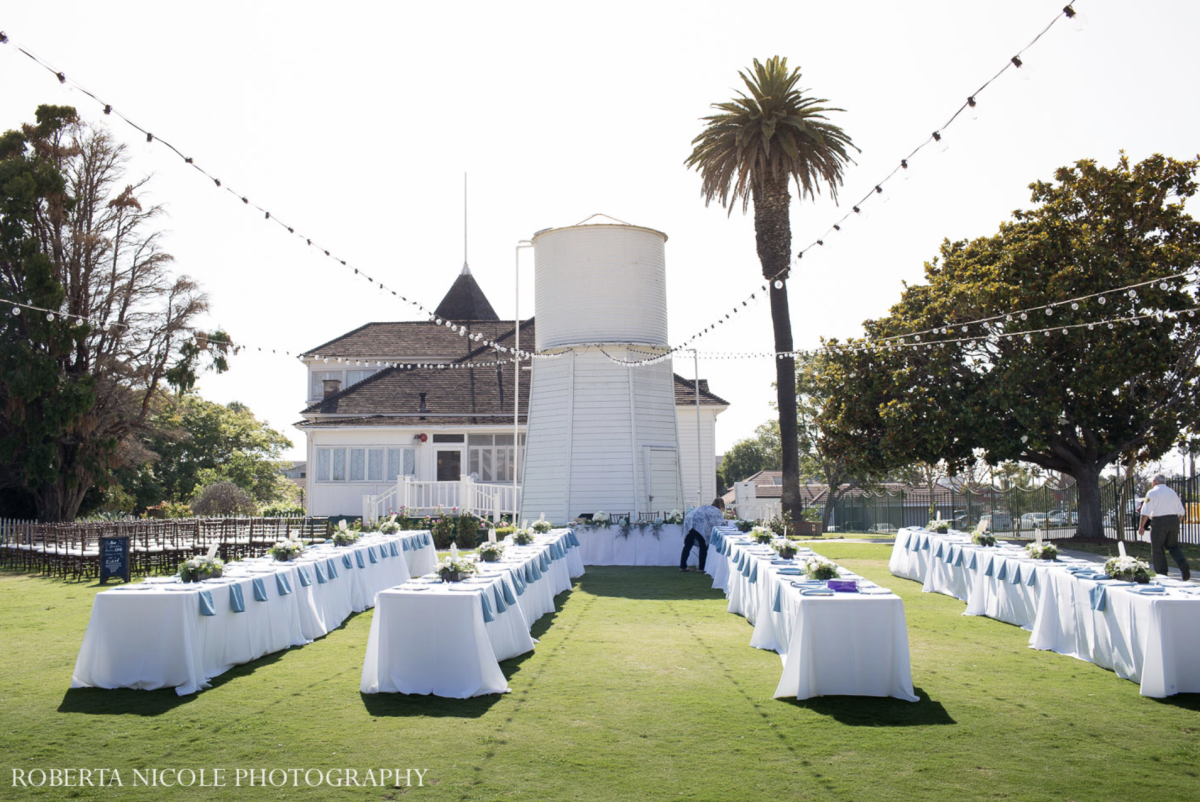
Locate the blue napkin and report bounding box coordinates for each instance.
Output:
[777,567,802,575]
[389,541,400,558]
[199,590,216,616]
[996,561,1008,581]
[541,552,551,571]
[326,558,338,579]
[954,549,965,568]
[501,579,517,606]
[493,586,507,614]
[802,589,835,596]
[772,585,782,612]
[523,563,535,583]
[422,533,431,547]
[1089,585,1107,611]
[229,583,246,613]
[480,593,495,623]
[984,556,995,578]
[341,554,352,570]
[568,531,580,547]
[749,561,758,583]
[1026,569,1037,587]
[934,542,944,559]
[969,552,978,570]
[921,536,930,551]
[314,562,327,584]
[905,534,915,552]
[532,561,542,581]
[401,537,412,552]
[1010,564,1022,585]
[511,571,526,596]
[252,577,269,602]
[297,566,313,587]
[368,546,378,564]
[356,549,366,569]
[275,573,292,596]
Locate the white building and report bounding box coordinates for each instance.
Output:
[296,263,727,520]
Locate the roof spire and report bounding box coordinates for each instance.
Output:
[462,172,471,276]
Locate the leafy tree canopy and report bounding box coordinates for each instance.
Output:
[816,154,1200,536]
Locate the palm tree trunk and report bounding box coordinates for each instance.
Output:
[752,177,800,527]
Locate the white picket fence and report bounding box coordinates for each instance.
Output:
[363,476,522,524]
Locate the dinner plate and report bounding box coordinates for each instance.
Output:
[163,585,195,592]
[801,589,835,596]
[446,585,480,592]
[859,587,894,595]
[402,586,432,592]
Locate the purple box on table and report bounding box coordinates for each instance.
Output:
[827,579,858,593]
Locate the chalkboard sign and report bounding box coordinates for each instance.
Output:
[99,536,131,585]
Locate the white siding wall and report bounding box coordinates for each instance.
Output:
[519,353,574,524]
[677,405,721,510]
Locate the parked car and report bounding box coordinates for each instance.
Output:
[1020,512,1049,528]
[872,524,898,534]
[1046,511,1077,527]
[977,513,1013,531]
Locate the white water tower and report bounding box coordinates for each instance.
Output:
[519,218,685,523]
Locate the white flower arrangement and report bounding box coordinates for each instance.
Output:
[532,520,553,534]
[268,539,304,561]
[332,520,361,546]
[972,531,997,547]
[664,510,684,525]
[1025,542,1058,560]
[477,542,505,562]
[438,556,478,582]
[379,515,401,535]
[1104,555,1153,583]
[512,528,535,546]
[802,555,839,581]
[771,539,798,559]
[750,526,773,544]
[179,555,224,583]
[928,520,951,533]
[592,511,611,528]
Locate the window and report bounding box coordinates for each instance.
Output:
[367,449,383,481]
[467,433,526,482]
[346,369,377,387]
[433,433,465,443]
[317,449,331,481]
[331,448,346,481]
[310,370,343,399]
[349,449,366,481]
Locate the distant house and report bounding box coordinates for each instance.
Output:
[296,267,728,517]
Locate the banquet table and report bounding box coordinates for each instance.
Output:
[889,527,1200,697]
[711,527,918,702]
[71,531,435,695]
[572,523,702,567]
[361,529,583,698]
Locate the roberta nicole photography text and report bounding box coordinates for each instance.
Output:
[10,767,428,789]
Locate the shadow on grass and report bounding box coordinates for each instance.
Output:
[779,686,955,726]
[1153,693,1200,711]
[59,612,362,717]
[576,567,727,601]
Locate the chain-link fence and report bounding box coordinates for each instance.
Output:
[831,475,1199,543]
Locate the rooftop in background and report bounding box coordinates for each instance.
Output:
[433,265,499,321]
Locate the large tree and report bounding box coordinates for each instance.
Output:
[0,105,226,521]
[817,154,1200,538]
[686,56,856,528]
[719,420,782,489]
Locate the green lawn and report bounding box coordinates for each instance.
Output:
[2,544,1198,800]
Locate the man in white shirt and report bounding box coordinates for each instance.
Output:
[1137,474,1190,581]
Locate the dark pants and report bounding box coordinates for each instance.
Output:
[1150,515,1189,577]
[681,529,708,571]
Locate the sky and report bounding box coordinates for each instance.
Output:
[1,0,1198,466]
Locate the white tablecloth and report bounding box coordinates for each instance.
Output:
[1030,571,1200,697]
[573,524,702,567]
[71,532,429,695]
[361,529,582,698]
[712,527,918,702]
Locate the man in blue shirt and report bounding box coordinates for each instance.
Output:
[680,498,726,572]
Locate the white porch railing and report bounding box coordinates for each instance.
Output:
[363,476,522,524]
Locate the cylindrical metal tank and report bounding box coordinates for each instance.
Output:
[532,223,669,350]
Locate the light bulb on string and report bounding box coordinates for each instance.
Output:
[875,184,890,205]
[1063,4,1087,33]
[968,96,981,122]
[900,159,911,183]
[1011,55,1033,82]
[932,131,949,154]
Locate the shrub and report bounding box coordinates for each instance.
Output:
[191,482,257,516]
[455,514,480,549]
[261,504,305,517]
[432,516,457,550]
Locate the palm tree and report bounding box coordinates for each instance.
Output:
[686,56,856,528]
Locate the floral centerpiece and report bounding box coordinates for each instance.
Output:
[803,555,839,581]
[438,556,478,583]
[771,539,798,560]
[592,511,611,529]
[1025,542,1058,560]
[378,515,401,535]
[750,526,773,544]
[1104,555,1154,584]
[532,520,553,534]
[332,520,361,546]
[477,542,504,563]
[268,539,304,562]
[664,510,685,525]
[928,520,951,534]
[972,531,997,547]
[179,555,224,583]
[512,528,535,546]
[735,520,755,533]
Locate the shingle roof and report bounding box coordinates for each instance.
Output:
[672,375,729,407]
[433,268,500,321]
[302,319,529,360]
